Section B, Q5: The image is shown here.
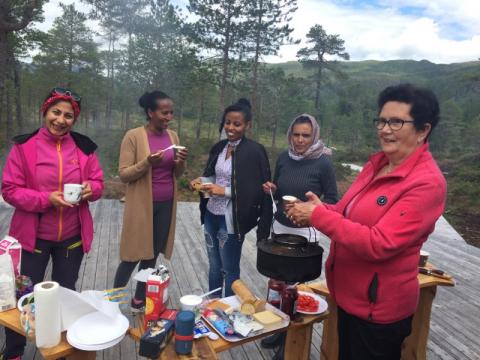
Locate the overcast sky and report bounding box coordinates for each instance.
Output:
[36,0,480,64]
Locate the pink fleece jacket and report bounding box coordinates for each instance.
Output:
[1,128,104,253]
[310,143,446,323]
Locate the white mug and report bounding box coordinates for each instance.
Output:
[63,184,83,204]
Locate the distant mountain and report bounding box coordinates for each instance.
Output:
[268,59,480,122]
[269,59,480,80]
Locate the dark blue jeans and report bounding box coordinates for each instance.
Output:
[203,210,244,297]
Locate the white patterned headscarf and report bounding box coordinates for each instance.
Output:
[287,113,332,161]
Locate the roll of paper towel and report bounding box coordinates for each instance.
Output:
[34,281,61,348]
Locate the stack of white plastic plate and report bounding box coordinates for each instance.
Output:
[67,311,129,351]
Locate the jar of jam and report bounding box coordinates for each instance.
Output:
[280,285,298,319]
[267,279,285,309]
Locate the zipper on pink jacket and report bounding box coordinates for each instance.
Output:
[56,140,64,241]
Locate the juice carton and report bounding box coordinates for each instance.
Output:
[0,236,21,276]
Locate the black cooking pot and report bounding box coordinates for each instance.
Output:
[256,233,324,283]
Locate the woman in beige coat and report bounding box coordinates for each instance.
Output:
[113,90,187,311]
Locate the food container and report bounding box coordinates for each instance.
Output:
[257,234,323,283]
[180,295,202,321]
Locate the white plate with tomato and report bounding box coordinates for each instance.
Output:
[296,291,328,315]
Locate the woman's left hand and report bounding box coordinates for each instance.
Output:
[202,183,225,196]
[286,192,322,226]
[175,148,188,164]
[81,181,93,201]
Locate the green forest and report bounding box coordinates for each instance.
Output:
[1,1,479,246]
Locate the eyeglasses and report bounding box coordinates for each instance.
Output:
[373,117,414,131]
[51,87,81,102]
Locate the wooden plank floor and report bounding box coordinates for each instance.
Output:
[1,200,479,360]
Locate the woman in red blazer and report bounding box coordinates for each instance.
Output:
[287,84,447,360]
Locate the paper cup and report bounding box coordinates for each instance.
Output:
[419,250,429,267]
[282,195,298,202]
[64,184,83,204]
[200,177,213,199]
[173,146,187,159]
[180,295,202,321]
[282,195,298,206]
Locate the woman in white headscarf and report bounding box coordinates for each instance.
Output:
[263,113,338,240]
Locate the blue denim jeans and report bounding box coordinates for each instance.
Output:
[204,210,245,297]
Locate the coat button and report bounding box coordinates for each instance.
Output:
[377,196,387,206]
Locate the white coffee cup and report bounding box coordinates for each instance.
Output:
[200,177,214,199]
[63,184,83,204]
[180,294,202,321]
[173,145,187,159]
[419,250,430,267]
[282,195,298,204]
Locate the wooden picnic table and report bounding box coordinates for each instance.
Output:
[0,308,96,360]
[129,309,329,360]
[308,267,455,360]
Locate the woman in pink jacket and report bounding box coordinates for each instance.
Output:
[1,87,104,360]
[287,84,446,360]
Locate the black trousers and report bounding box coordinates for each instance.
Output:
[3,235,84,358]
[338,307,413,360]
[113,200,172,301]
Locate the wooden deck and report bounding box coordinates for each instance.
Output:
[1,199,479,359]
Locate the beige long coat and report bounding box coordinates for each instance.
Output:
[118,126,184,261]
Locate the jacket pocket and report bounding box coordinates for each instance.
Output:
[367,272,379,321]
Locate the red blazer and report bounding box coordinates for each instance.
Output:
[311,143,446,323]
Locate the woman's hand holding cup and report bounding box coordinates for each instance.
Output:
[49,191,74,208]
[81,181,92,201]
[174,146,188,163]
[201,183,224,197]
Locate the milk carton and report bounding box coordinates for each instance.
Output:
[0,236,21,276]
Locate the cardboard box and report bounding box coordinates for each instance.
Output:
[0,236,21,276]
[144,275,170,329]
[139,319,175,358]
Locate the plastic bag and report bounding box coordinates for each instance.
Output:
[0,253,16,312]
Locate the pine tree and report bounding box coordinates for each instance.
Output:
[33,3,103,126]
[187,0,248,111]
[244,0,298,129]
[0,0,45,137]
[296,25,349,117]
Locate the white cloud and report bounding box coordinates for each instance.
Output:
[384,0,480,34]
[33,0,480,64]
[265,0,480,64]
